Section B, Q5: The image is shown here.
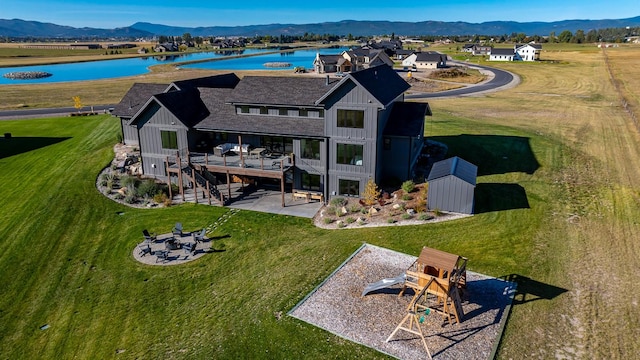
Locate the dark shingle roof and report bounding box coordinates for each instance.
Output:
[384,102,431,137]
[226,76,339,106]
[194,88,324,137]
[171,73,240,91]
[345,65,410,106]
[491,48,515,55]
[316,54,342,65]
[427,156,477,186]
[415,52,443,62]
[152,88,209,127]
[111,83,169,118]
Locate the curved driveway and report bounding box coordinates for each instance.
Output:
[0,63,517,120]
[406,61,519,100]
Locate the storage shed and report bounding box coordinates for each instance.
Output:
[427,156,477,214]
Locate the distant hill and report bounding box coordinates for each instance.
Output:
[1,17,639,39]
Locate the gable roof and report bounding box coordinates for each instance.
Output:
[316,65,408,107]
[315,54,342,65]
[427,156,477,186]
[146,88,210,128]
[226,76,339,107]
[111,83,169,119]
[383,102,431,137]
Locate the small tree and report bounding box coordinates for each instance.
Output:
[72,96,83,113]
[362,178,381,206]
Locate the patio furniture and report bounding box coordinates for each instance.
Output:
[155,250,169,263]
[172,222,183,236]
[193,228,206,243]
[142,229,156,242]
[182,242,197,256]
[138,242,152,257]
[165,237,181,250]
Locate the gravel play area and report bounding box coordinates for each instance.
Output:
[289,244,516,360]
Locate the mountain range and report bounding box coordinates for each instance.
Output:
[1,17,640,39]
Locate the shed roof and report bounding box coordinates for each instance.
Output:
[427,156,477,186]
[491,48,515,56]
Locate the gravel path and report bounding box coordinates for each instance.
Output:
[289,244,515,360]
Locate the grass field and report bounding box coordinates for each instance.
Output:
[0,44,639,358]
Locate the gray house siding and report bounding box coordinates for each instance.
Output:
[323,81,383,198]
[381,136,411,181]
[121,119,139,145]
[428,176,475,214]
[136,103,189,178]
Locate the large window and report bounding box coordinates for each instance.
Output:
[301,139,321,160]
[339,179,360,197]
[336,143,363,165]
[160,130,178,150]
[337,109,364,128]
[301,173,321,192]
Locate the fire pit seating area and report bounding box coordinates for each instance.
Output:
[133,225,211,265]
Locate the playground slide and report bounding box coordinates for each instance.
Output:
[361,273,407,297]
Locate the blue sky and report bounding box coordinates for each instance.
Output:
[4,0,639,28]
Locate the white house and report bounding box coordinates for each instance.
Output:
[489,48,515,61]
[515,43,541,61]
[402,52,447,69]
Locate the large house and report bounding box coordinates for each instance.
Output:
[515,43,542,61]
[112,66,431,206]
[489,48,516,61]
[313,48,393,74]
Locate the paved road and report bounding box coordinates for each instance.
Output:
[0,63,517,120]
[0,105,114,121]
[406,61,519,100]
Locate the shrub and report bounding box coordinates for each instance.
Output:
[418,213,434,221]
[323,217,333,225]
[337,221,346,228]
[401,180,415,193]
[402,194,412,201]
[136,179,161,198]
[362,178,381,206]
[345,217,355,224]
[415,198,427,213]
[349,204,361,213]
[121,175,138,190]
[106,179,114,191]
[387,218,396,224]
[330,197,347,207]
[153,192,168,204]
[325,206,336,216]
[334,206,344,217]
[402,213,412,220]
[357,219,366,225]
[113,193,124,200]
[433,208,443,216]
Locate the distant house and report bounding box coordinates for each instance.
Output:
[394,49,414,60]
[314,49,393,74]
[112,66,431,206]
[427,156,477,214]
[489,48,515,61]
[313,54,352,74]
[154,42,178,52]
[515,43,542,61]
[462,44,475,53]
[471,45,492,56]
[402,52,447,69]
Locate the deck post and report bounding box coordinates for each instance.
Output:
[237,135,244,167]
[205,152,208,165]
[206,179,211,205]
[192,168,198,204]
[165,157,172,199]
[281,174,285,207]
[226,171,231,200]
[177,151,185,201]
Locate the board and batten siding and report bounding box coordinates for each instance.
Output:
[427,175,475,214]
[323,80,383,197]
[121,118,139,145]
[136,103,189,178]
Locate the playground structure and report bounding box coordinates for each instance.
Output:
[363,246,468,357]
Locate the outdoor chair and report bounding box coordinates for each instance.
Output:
[138,242,152,257]
[155,250,169,263]
[172,222,183,236]
[183,242,197,256]
[142,229,157,242]
[193,228,206,243]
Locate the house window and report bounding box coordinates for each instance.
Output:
[339,179,360,197]
[336,143,363,165]
[279,108,288,116]
[239,105,249,114]
[299,109,308,117]
[301,139,321,160]
[301,173,321,192]
[383,137,391,150]
[337,109,364,128]
[260,106,268,115]
[160,130,178,150]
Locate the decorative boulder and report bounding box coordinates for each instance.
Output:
[369,207,378,215]
[406,208,416,215]
[392,203,402,210]
[341,206,348,214]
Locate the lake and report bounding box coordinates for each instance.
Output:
[0,47,347,85]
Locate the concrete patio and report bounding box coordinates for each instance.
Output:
[132,231,213,266]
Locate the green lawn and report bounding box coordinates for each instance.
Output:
[0,113,565,358]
